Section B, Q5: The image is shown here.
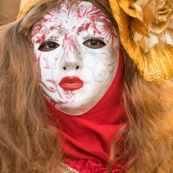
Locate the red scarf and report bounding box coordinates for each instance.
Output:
[46,50,127,172]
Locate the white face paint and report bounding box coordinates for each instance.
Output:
[31,0,119,115]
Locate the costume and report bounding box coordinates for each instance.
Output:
[1,0,173,173]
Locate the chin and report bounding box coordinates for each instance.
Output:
[57,102,92,116]
[58,108,87,116]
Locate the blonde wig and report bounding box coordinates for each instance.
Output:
[0,0,173,173]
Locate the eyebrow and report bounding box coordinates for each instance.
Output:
[83,36,104,40]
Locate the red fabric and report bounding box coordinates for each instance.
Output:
[65,158,125,173]
[46,50,127,172]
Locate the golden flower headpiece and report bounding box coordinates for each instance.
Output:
[18,0,173,81]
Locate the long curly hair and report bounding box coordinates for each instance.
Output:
[118,52,173,173]
[0,1,63,173]
[0,0,173,173]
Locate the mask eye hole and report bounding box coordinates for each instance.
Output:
[83,38,106,49]
[38,41,59,52]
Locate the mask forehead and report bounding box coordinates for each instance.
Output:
[32,0,116,44]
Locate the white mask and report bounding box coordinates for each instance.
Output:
[31,0,119,115]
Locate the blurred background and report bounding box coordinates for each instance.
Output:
[0,0,21,23]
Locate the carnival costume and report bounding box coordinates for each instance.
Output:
[1,0,173,172]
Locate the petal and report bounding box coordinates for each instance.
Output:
[135,0,148,6]
[165,30,173,45]
[169,19,173,29]
[158,0,166,9]
[131,18,148,36]
[159,32,166,42]
[119,0,143,21]
[133,4,143,18]
[134,32,143,41]
[170,14,173,20]
[148,33,159,48]
[145,0,155,13]
[150,21,169,34]
[140,34,158,52]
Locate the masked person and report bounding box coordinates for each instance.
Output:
[1,0,173,172]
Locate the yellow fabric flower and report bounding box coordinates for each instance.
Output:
[109,0,173,80]
[133,0,173,52]
[18,0,40,19]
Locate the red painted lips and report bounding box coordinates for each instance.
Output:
[59,76,84,91]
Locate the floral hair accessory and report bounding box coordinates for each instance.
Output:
[18,0,173,81]
[109,0,173,80]
[18,0,40,19]
[133,0,173,52]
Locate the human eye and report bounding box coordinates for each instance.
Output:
[38,41,59,52]
[83,38,106,49]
